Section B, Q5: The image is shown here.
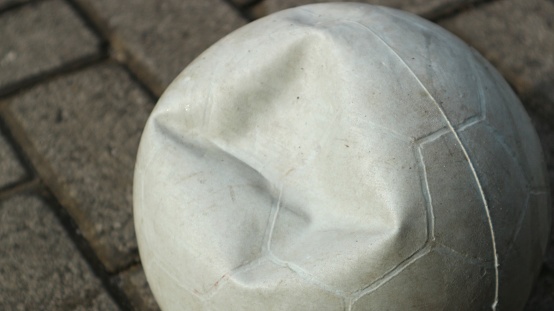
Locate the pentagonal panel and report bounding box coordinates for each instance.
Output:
[420,131,493,261]
[458,122,528,257]
[206,258,345,311]
[352,247,495,311]
[269,130,427,293]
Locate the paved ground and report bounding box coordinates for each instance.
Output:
[0,0,553,310]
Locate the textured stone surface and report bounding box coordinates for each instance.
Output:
[440,0,554,123]
[115,265,160,311]
[6,63,153,272]
[0,130,27,189]
[0,0,100,93]
[74,0,246,96]
[0,194,119,310]
[252,0,478,19]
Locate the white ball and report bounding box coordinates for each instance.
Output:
[134,3,550,310]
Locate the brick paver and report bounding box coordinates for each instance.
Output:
[0,130,27,189]
[440,0,554,124]
[0,0,101,95]
[252,0,478,19]
[5,63,153,272]
[74,0,246,96]
[0,194,119,310]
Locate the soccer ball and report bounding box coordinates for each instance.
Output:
[134,3,551,310]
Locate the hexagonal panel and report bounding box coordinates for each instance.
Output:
[458,122,528,258]
[351,246,495,310]
[359,7,483,127]
[269,130,428,293]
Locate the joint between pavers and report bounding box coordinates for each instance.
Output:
[38,187,136,311]
[0,179,41,202]
[0,52,108,100]
[64,0,110,48]
[0,0,45,15]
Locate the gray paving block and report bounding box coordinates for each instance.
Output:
[440,0,554,122]
[6,63,154,272]
[115,265,160,311]
[0,131,27,189]
[0,0,100,94]
[74,0,246,96]
[250,0,478,19]
[0,194,119,310]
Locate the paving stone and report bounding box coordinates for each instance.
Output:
[440,0,554,123]
[0,194,119,310]
[6,63,154,272]
[0,130,27,189]
[115,265,160,311]
[250,0,478,19]
[74,0,246,96]
[0,0,100,94]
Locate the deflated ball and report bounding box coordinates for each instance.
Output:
[134,3,551,310]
